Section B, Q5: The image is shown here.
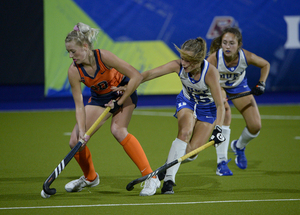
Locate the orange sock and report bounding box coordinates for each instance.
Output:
[74,146,97,182]
[120,133,153,176]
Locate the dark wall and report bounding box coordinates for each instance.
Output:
[1,0,44,85]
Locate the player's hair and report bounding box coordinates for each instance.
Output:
[174,37,207,64]
[65,22,99,49]
[209,27,243,55]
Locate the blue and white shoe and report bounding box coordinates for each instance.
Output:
[231,140,247,169]
[216,160,233,176]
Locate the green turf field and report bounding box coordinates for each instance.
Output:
[0,105,300,214]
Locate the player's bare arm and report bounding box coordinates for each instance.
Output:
[243,49,270,83]
[206,52,218,67]
[142,59,181,83]
[100,49,143,105]
[205,65,225,127]
[68,64,86,138]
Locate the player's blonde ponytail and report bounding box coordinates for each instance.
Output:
[174,37,207,64]
[65,22,99,49]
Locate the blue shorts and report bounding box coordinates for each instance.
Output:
[174,91,216,124]
[224,77,251,94]
[87,76,138,108]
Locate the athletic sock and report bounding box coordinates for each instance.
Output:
[236,127,260,149]
[74,146,97,182]
[164,138,187,183]
[216,125,231,163]
[120,133,153,177]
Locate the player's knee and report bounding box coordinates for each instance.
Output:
[110,123,121,136]
[111,124,127,141]
[69,138,77,149]
[248,122,261,134]
[177,130,192,143]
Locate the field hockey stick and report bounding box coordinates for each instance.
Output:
[42,107,111,196]
[126,140,215,191]
[227,91,252,101]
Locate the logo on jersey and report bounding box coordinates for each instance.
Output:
[206,16,239,39]
[225,80,235,87]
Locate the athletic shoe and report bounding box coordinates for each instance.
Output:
[216,159,233,176]
[231,140,247,169]
[65,173,100,192]
[161,180,176,194]
[157,169,166,181]
[139,177,161,196]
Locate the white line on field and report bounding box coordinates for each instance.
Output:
[1,199,300,210]
[133,111,300,120]
[63,112,300,136]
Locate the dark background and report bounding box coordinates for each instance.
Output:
[0,0,299,110]
[1,0,44,85]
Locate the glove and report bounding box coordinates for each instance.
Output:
[209,125,226,147]
[109,100,123,114]
[251,81,265,96]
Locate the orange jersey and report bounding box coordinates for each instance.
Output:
[75,49,124,95]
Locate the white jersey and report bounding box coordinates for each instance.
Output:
[179,59,214,105]
[217,48,248,88]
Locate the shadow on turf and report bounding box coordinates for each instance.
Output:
[1,168,300,202]
[197,158,263,170]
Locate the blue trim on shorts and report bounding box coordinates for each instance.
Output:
[174,91,216,124]
[224,77,251,94]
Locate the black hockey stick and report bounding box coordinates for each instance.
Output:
[43,107,111,195]
[227,91,252,101]
[126,140,215,191]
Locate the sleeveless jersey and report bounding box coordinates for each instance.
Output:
[74,49,124,95]
[217,48,248,88]
[179,59,214,105]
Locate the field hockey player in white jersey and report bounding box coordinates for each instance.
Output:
[207,27,270,174]
[141,37,225,194]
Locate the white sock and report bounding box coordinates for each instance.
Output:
[216,125,230,163]
[164,138,187,183]
[236,127,260,149]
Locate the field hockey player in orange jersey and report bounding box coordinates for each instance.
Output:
[64,22,160,196]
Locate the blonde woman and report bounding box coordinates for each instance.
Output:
[64,22,160,196]
[141,37,225,194]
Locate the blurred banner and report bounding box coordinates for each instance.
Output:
[45,0,300,97]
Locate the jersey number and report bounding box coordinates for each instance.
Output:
[91,81,108,91]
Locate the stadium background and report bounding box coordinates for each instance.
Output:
[1,1,300,213]
[1,0,300,110]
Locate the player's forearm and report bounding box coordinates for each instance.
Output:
[118,74,142,105]
[259,62,270,83]
[75,105,86,133]
[141,70,154,83]
[215,103,225,127]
